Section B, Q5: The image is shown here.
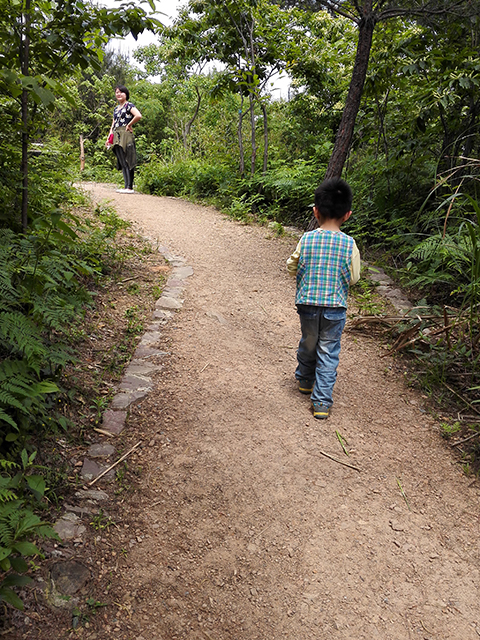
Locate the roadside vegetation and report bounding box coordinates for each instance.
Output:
[1,0,480,613]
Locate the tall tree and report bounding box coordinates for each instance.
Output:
[282,3,472,170]
[281,0,475,227]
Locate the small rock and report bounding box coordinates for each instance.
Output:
[80,458,115,482]
[50,560,90,596]
[156,296,182,310]
[102,409,127,435]
[54,513,86,540]
[88,443,115,458]
[389,520,405,532]
[75,489,109,501]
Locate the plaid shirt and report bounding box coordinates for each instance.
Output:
[292,229,357,308]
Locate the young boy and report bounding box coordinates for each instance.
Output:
[287,178,360,419]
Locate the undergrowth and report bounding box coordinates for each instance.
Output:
[0,191,168,611]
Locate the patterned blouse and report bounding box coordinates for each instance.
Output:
[113,102,136,130]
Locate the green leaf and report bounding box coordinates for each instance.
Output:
[0,586,25,610]
[26,475,45,499]
[1,573,32,587]
[0,409,18,430]
[56,220,78,239]
[0,547,12,563]
[9,556,29,573]
[30,382,59,395]
[12,542,40,557]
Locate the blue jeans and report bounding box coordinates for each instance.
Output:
[295,304,346,407]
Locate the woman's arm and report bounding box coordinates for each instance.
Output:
[105,117,115,147]
[125,106,142,133]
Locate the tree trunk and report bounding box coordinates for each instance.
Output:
[261,102,268,174]
[325,14,375,179]
[249,92,256,176]
[238,95,245,177]
[20,0,31,232]
[184,86,202,150]
[307,11,376,230]
[80,134,85,171]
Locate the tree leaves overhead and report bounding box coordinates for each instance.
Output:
[0,0,161,107]
[279,0,474,24]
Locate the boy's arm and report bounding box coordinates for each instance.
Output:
[287,240,302,275]
[350,241,361,285]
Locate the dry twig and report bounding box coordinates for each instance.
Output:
[305,448,361,471]
[88,441,142,486]
[442,382,480,417]
[453,430,480,447]
[93,427,116,437]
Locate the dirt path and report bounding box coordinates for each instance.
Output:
[83,183,480,640]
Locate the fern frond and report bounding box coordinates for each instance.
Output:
[0,489,17,504]
[0,312,46,363]
[0,390,26,415]
[0,408,18,430]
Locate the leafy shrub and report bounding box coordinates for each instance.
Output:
[0,197,134,453]
[78,138,118,184]
[0,450,59,610]
[253,159,325,226]
[138,157,232,199]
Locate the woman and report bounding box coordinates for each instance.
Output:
[106,85,142,193]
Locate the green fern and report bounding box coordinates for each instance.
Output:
[0,312,46,364]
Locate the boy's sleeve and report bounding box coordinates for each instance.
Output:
[350,241,360,285]
[286,240,302,275]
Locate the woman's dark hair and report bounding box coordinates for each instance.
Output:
[115,85,129,100]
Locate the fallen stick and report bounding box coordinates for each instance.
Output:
[442,381,480,417]
[307,448,361,472]
[453,430,480,447]
[88,441,142,486]
[93,427,116,437]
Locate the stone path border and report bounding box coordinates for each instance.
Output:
[53,246,192,547]
[101,246,193,437]
[364,264,412,312]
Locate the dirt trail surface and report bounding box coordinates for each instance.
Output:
[80,183,479,639]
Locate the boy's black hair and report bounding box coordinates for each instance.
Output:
[314,177,352,219]
[115,85,130,100]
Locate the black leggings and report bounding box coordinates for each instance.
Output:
[113,145,135,189]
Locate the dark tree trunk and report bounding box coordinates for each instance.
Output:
[307,10,376,230]
[261,102,268,174]
[21,0,31,232]
[183,86,202,150]
[249,92,256,176]
[238,95,246,177]
[325,14,375,179]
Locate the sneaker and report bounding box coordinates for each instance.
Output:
[116,188,128,193]
[124,188,135,193]
[298,379,314,394]
[312,402,330,420]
